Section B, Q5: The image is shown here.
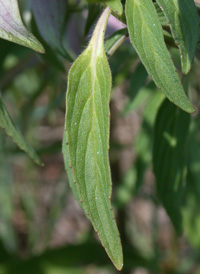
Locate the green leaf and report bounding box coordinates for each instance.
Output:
[0,95,42,166]
[123,62,148,115]
[105,28,128,56]
[128,62,148,101]
[106,0,123,15]
[156,0,199,74]
[183,120,200,250]
[153,99,190,234]
[64,7,123,270]
[0,135,17,252]
[62,132,84,210]
[0,0,44,53]
[154,2,168,26]
[32,0,73,61]
[125,0,194,113]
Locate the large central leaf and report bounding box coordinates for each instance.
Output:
[63,8,123,270]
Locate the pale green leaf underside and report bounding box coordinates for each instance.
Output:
[153,99,190,234]
[125,0,194,113]
[64,8,123,270]
[106,0,123,15]
[156,0,199,74]
[0,0,44,53]
[0,95,42,166]
[62,132,84,210]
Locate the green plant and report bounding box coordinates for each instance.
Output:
[0,0,200,273]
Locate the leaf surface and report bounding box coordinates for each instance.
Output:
[105,28,128,56]
[125,0,194,113]
[154,2,168,26]
[32,0,72,60]
[106,0,123,15]
[153,99,190,234]
[0,95,42,166]
[0,0,44,53]
[156,0,199,74]
[62,132,84,210]
[64,7,123,270]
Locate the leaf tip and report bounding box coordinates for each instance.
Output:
[115,262,124,271]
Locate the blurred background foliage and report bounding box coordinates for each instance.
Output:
[1,0,200,273]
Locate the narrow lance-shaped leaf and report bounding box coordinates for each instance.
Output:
[64,7,123,270]
[153,99,190,234]
[106,0,123,16]
[154,2,168,26]
[156,0,199,74]
[0,0,44,53]
[125,0,194,114]
[0,94,42,166]
[32,0,73,61]
[105,28,128,56]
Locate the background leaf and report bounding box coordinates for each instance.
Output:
[31,0,73,61]
[125,0,194,113]
[105,28,128,56]
[0,0,44,53]
[0,94,42,166]
[153,98,190,234]
[156,0,199,74]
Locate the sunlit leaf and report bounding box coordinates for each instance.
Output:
[63,8,123,270]
[125,0,194,113]
[0,95,42,166]
[0,0,44,53]
[156,0,199,74]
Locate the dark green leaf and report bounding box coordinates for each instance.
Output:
[84,4,102,37]
[32,0,73,61]
[153,99,190,234]
[0,95,42,166]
